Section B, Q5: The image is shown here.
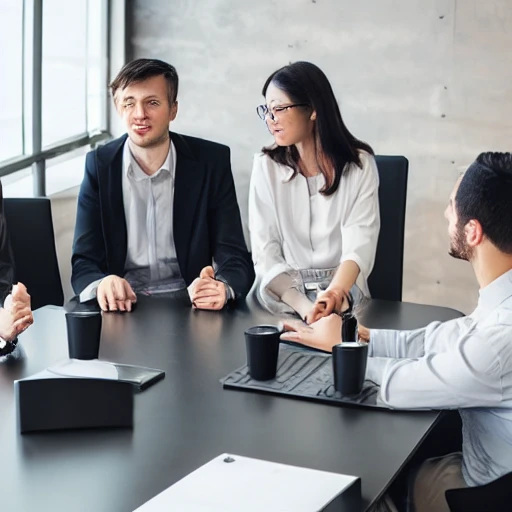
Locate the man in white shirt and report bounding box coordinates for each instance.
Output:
[281,152,512,511]
[72,59,254,312]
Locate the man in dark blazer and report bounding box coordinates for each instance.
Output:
[72,59,254,312]
[0,181,33,357]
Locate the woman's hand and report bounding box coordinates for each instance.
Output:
[305,288,345,324]
[280,314,342,352]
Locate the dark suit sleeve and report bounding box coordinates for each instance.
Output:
[71,151,108,295]
[0,185,14,305]
[209,147,255,300]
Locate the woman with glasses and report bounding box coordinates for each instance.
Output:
[249,61,380,323]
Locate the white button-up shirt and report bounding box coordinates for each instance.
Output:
[366,269,512,487]
[248,151,380,313]
[121,139,185,292]
[79,139,185,301]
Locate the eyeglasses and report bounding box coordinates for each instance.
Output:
[256,103,310,122]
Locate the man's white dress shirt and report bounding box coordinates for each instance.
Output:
[367,269,512,487]
[80,140,185,301]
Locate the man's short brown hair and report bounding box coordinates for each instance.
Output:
[109,58,179,105]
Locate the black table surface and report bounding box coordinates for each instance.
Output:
[0,296,463,512]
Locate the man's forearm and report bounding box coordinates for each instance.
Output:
[366,327,427,359]
[216,256,255,300]
[71,257,107,297]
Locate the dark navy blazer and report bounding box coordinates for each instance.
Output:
[71,132,254,299]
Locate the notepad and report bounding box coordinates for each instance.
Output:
[48,359,119,379]
[133,453,361,512]
[46,359,165,390]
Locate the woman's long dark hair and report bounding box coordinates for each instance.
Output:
[261,61,374,196]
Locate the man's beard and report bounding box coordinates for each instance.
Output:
[449,223,473,261]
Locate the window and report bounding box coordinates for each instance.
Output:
[1,168,33,199]
[42,0,88,147]
[2,147,94,199]
[42,0,107,147]
[0,0,24,161]
[87,0,108,133]
[0,0,110,196]
[45,147,89,196]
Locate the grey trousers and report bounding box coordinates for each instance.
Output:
[369,452,466,512]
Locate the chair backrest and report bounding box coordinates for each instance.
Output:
[3,198,64,310]
[445,471,512,512]
[368,155,409,302]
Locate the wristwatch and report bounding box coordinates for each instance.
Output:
[0,336,18,357]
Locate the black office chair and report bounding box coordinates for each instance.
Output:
[445,471,512,511]
[3,198,64,310]
[368,155,409,302]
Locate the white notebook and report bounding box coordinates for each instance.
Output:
[134,453,359,512]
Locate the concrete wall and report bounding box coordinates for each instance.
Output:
[129,0,512,314]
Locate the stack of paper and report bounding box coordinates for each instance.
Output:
[134,453,360,512]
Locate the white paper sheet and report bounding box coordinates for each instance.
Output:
[134,453,358,512]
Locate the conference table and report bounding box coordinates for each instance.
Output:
[0,294,463,512]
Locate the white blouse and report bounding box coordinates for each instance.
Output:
[248,151,380,313]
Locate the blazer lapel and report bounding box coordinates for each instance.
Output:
[171,132,205,274]
[97,134,128,276]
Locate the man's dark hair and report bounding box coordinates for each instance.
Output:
[261,61,374,196]
[109,58,179,105]
[456,152,512,254]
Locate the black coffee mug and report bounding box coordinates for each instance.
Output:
[341,291,357,342]
[244,325,281,381]
[332,342,368,396]
[66,311,102,360]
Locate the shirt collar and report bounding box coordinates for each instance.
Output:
[123,138,176,182]
[476,268,512,314]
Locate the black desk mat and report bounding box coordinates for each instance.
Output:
[222,344,387,410]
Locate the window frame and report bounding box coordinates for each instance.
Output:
[0,0,113,196]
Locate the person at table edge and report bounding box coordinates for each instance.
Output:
[0,181,33,358]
